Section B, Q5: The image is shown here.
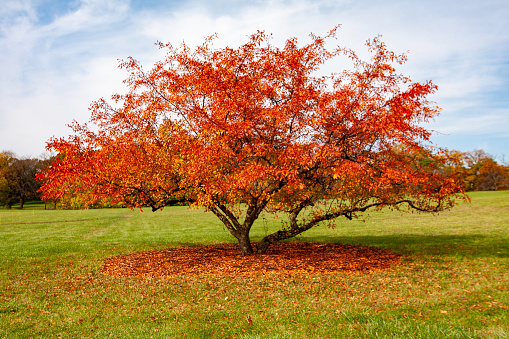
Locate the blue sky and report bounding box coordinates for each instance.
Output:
[1,0,508,159]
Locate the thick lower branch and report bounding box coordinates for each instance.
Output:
[210,206,240,237]
[256,198,444,253]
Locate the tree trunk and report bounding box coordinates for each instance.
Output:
[256,231,285,254]
[237,230,254,254]
[19,197,24,209]
[210,203,265,255]
[256,239,272,254]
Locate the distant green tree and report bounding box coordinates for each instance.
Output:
[0,152,47,209]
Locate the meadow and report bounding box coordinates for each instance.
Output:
[0,191,508,338]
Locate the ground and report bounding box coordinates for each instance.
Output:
[102,242,402,277]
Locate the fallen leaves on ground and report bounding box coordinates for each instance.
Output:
[101,242,402,278]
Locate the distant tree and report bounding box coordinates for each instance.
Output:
[1,153,46,209]
[462,150,509,191]
[39,28,467,254]
[432,149,470,190]
[476,159,509,191]
[464,149,491,168]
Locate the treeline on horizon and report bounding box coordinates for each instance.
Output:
[1,148,508,210]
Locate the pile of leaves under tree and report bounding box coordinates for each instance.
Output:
[39,27,467,254]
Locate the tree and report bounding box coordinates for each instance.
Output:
[462,150,509,191]
[39,28,467,254]
[3,154,46,209]
[477,159,509,191]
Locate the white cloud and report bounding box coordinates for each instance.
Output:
[431,110,509,135]
[0,0,508,156]
[39,0,130,37]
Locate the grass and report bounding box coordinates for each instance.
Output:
[0,191,508,338]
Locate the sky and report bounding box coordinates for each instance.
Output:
[1,0,508,159]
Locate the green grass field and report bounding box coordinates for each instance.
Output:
[0,191,508,338]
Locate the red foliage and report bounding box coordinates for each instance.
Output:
[39,27,467,253]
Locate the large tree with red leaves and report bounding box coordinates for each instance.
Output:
[39,28,466,254]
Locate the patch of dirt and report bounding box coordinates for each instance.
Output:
[101,242,402,277]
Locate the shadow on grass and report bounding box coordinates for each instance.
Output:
[300,234,509,258]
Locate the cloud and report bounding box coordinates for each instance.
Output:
[0,0,508,156]
[36,0,129,40]
[431,109,509,135]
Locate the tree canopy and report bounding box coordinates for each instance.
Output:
[39,28,467,254]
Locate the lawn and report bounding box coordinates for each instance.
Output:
[0,191,508,338]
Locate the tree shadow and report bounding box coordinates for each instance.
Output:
[298,234,509,258]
